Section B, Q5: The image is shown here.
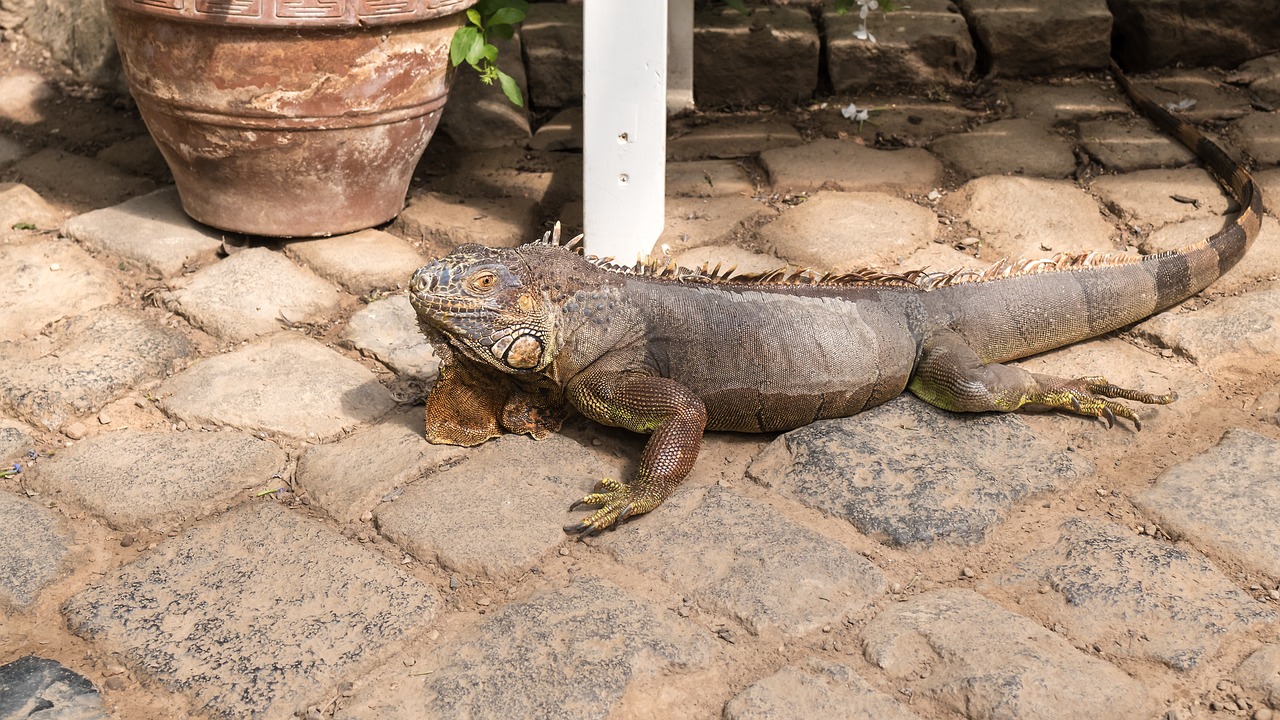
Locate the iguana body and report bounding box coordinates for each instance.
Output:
[409,66,1263,533]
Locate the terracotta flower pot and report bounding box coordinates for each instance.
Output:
[106,0,475,237]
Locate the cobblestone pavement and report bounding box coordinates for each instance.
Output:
[3,40,1280,720]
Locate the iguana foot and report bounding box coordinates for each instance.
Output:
[1027,376,1177,430]
[564,478,663,535]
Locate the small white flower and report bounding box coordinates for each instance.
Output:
[1164,98,1196,112]
[853,25,876,43]
[841,103,869,123]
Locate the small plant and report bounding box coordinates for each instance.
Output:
[450,0,529,107]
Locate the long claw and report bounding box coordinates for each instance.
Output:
[1101,406,1116,429]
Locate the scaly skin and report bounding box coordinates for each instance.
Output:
[408,64,1264,534]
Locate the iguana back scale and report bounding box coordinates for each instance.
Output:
[409,65,1264,533]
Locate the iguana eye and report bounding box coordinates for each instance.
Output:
[466,271,499,294]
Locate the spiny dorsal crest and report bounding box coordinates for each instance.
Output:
[527,223,1156,290]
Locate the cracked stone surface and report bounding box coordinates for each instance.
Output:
[1090,168,1233,226]
[724,657,924,720]
[63,502,438,720]
[759,191,937,270]
[748,395,1093,546]
[284,229,425,295]
[1133,285,1280,372]
[930,118,1078,179]
[158,332,395,441]
[162,247,343,342]
[0,240,121,341]
[339,294,441,380]
[1078,118,1198,171]
[62,187,222,278]
[392,191,539,257]
[0,308,191,432]
[32,429,287,531]
[760,141,943,195]
[942,176,1118,258]
[597,485,887,635]
[0,490,73,610]
[862,589,1154,720]
[338,576,711,720]
[988,517,1274,670]
[0,181,63,233]
[1134,428,1280,578]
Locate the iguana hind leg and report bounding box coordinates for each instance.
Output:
[908,331,1176,429]
[563,369,707,535]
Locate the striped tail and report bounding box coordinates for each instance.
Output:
[1111,61,1265,309]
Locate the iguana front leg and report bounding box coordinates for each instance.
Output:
[908,331,1176,429]
[564,368,708,534]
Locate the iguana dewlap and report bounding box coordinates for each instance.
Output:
[409,65,1264,534]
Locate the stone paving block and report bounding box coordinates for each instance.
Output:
[1141,215,1280,295]
[0,490,73,611]
[0,68,55,124]
[33,429,287,531]
[671,244,789,276]
[988,517,1274,671]
[0,181,63,233]
[162,247,343,342]
[758,191,937,270]
[1231,111,1280,166]
[520,2,582,110]
[666,159,755,198]
[657,195,774,253]
[339,576,711,720]
[94,134,170,180]
[598,485,887,635]
[528,106,581,152]
[340,294,440,380]
[1006,81,1129,124]
[826,0,975,93]
[668,118,803,161]
[1111,0,1280,71]
[760,140,942,195]
[297,406,466,524]
[694,5,819,107]
[0,240,119,341]
[63,502,438,720]
[62,187,223,278]
[0,418,32,466]
[724,657,923,720]
[1090,168,1233,227]
[159,332,395,441]
[437,34,530,149]
[1078,118,1197,171]
[424,147,582,209]
[1127,70,1254,123]
[0,656,106,720]
[1260,168,1280,216]
[959,0,1111,76]
[1133,286,1280,372]
[1235,53,1280,107]
[747,395,1093,546]
[375,432,618,580]
[929,118,1077,179]
[0,308,191,432]
[861,589,1154,719]
[13,148,155,210]
[284,229,425,295]
[1134,429,1280,579]
[942,176,1118,259]
[392,191,538,258]
[1235,644,1280,709]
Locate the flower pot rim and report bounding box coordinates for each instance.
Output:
[106,0,477,28]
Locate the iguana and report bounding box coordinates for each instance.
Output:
[409,64,1263,534]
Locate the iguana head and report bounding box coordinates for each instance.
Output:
[410,244,558,375]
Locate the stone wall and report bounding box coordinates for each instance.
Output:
[7,0,1280,109]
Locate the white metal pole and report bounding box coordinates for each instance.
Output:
[582,0,668,263]
[668,0,695,113]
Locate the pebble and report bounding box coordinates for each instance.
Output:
[1270,588,1280,600]
[338,681,354,697]
[119,534,135,548]
[359,510,373,523]
[475,597,491,607]
[104,676,125,691]
[1255,707,1274,720]
[558,547,570,556]
[64,421,87,440]
[961,566,975,578]
[449,575,460,590]
[97,410,111,425]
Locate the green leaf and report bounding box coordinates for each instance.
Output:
[11,222,36,230]
[833,0,854,14]
[466,8,482,26]
[489,6,526,26]
[724,0,748,12]
[464,28,489,66]
[450,25,480,67]
[482,42,499,63]
[492,24,515,40]
[497,70,524,107]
